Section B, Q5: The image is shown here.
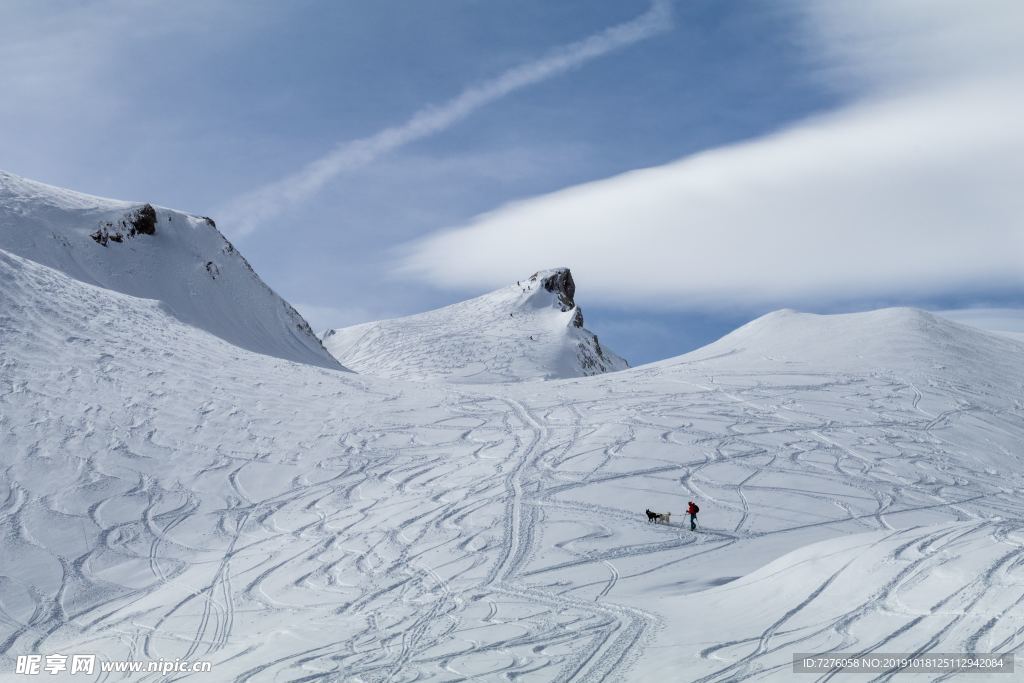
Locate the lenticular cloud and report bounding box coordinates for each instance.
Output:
[398,1,1024,310]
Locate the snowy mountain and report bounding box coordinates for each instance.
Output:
[680,306,1024,374]
[3,173,1024,681]
[322,267,627,382]
[0,170,341,369]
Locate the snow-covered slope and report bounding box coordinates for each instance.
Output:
[641,520,1024,680]
[680,307,1024,373]
[322,268,627,382]
[3,182,1023,683]
[0,170,341,369]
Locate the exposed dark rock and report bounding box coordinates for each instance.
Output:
[571,307,584,328]
[202,216,217,228]
[205,261,220,280]
[129,204,157,236]
[575,334,627,375]
[89,204,157,246]
[531,268,576,312]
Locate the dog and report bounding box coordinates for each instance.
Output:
[645,510,672,524]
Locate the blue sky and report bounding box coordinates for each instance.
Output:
[2,1,1021,365]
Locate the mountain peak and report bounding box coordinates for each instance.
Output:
[530,267,576,312]
[323,269,627,383]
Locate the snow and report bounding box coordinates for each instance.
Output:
[0,171,341,370]
[640,521,1024,680]
[678,307,1024,373]
[322,268,627,383]
[2,173,1024,681]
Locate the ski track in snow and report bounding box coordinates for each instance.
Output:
[2,251,1024,681]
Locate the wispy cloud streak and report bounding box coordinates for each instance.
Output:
[223,1,673,236]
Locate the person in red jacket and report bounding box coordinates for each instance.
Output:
[687,500,699,530]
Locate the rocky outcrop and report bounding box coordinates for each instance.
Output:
[532,268,576,312]
[577,333,616,373]
[570,307,584,328]
[131,204,157,235]
[90,204,157,246]
[525,267,627,376]
[532,268,587,328]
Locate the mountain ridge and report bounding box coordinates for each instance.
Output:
[0,169,342,370]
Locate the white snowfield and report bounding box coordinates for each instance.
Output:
[322,268,627,383]
[2,174,1024,682]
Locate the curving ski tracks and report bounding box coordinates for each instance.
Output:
[2,256,1024,681]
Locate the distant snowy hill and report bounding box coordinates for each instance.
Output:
[322,267,627,382]
[0,170,341,369]
[679,306,1024,373]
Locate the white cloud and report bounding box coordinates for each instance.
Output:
[802,0,1023,94]
[398,1,1024,310]
[221,1,673,237]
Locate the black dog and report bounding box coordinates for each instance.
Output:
[645,509,659,522]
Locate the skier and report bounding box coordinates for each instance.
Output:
[687,500,699,531]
